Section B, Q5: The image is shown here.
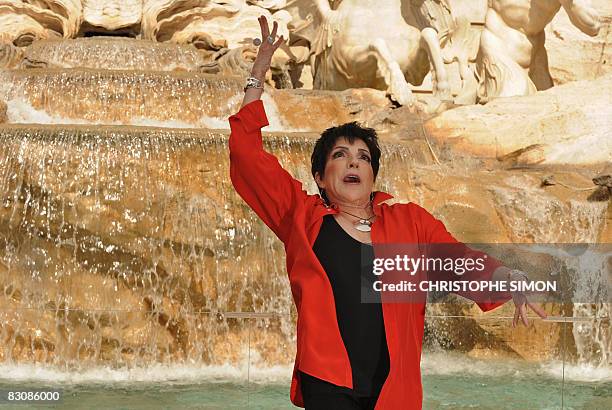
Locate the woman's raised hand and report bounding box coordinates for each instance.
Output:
[251,15,285,80]
[510,273,547,327]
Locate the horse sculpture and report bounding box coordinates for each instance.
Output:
[284,0,452,105]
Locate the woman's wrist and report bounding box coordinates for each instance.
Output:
[250,72,266,82]
[508,269,529,283]
[492,267,529,283]
[251,62,269,80]
[492,266,512,283]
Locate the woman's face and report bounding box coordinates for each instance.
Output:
[315,137,375,204]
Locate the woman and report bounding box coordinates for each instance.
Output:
[229,16,547,410]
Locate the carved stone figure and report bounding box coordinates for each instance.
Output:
[283,0,451,105]
[407,0,481,102]
[199,45,258,77]
[248,0,287,8]
[81,0,142,32]
[430,0,487,104]
[142,1,243,42]
[477,0,601,102]
[141,1,293,80]
[143,2,285,47]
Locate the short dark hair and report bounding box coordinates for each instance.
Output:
[310,121,381,184]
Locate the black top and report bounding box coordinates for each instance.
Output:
[310,214,390,397]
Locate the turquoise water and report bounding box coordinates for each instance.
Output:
[0,375,609,409]
[0,355,609,409]
[423,374,610,409]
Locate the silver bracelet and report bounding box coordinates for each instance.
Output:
[244,76,263,92]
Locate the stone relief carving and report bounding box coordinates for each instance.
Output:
[0,0,605,105]
[81,0,142,32]
[432,0,486,104]
[476,0,601,102]
[168,6,288,51]
[282,0,452,106]
[140,0,292,78]
[0,1,81,45]
[199,45,258,77]
[0,41,24,68]
[141,1,243,43]
[545,0,611,83]
[248,0,287,9]
[0,10,54,46]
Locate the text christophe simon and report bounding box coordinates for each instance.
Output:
[370,255,556,293]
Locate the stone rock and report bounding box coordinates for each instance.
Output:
[248,0,286,9]
[425,74,612,165]
[545,0,612,84]
[140,1,295,79]
[0,100,6,123]
[268,87,392,132]
[425,301,569,362]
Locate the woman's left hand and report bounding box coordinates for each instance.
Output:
[510,271,547,327]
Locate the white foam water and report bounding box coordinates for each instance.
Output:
[6,98,196,128]
[0,363,248,384]
[422,352,611,383]
[4,95,308,132]
[541,361,612,383]
[1,353,606,386]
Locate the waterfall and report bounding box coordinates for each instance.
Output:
[0,36,609,378]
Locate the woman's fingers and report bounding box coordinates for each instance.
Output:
[251,15,284,79]
[512,290,528,327]
[527,300,548,319]
[258,15,283,50]
[511,291,548,328]
[258,15,269,39]
[513,306,519,328]
[520,303,529,326]
[273,35,285,50]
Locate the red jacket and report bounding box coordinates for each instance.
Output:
[229,100,511,409]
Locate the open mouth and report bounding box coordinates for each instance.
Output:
[343,174,361,184]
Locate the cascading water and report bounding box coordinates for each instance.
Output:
[0,125,609,368]
[0,69,243,128]
[22,38,210,71]
[0,34,609,408]
[568,248,610,369]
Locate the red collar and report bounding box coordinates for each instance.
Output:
[314,191,394,218]
[372,191,394,216]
